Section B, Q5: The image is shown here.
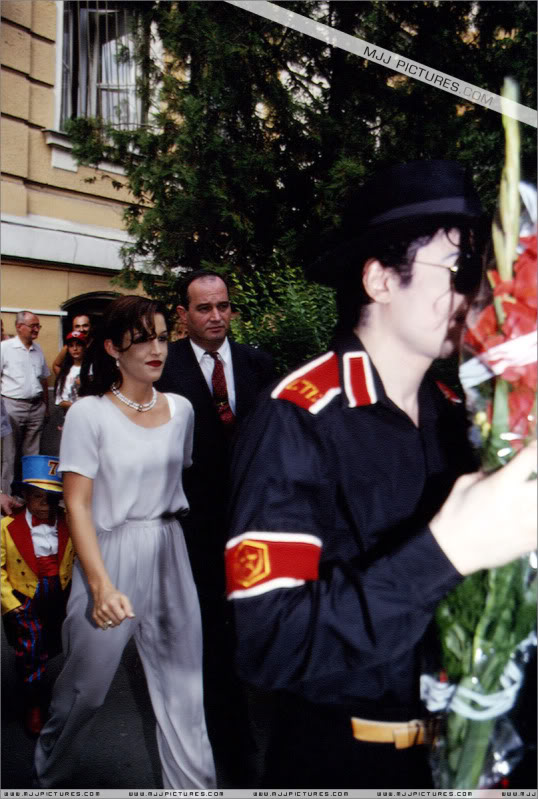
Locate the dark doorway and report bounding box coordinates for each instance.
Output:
[60,291,120,339]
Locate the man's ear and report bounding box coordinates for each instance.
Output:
[104,339,119,360]
[176,305,187,323]
[362,259,394,304]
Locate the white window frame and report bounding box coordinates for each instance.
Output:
[49,2,162,172]
[57,1,145,130]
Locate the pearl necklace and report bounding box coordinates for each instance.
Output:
[111,385,157,412]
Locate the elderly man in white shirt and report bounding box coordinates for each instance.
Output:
[1,311,50,495]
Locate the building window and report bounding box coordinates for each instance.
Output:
[61,0,146,130]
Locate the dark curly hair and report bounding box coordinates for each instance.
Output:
[79,296,168,397]
[334,216,488,334]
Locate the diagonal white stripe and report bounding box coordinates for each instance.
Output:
[228,577,306,599]
[308,386,341,415]
[225,0,537,129]
[226,531,323,550]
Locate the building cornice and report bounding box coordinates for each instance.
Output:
[1,213,132,271]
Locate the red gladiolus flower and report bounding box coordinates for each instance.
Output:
[466,236,537,365]
[494,236,537,311]
[502,362,537,390]
[518,234,537,261]
[508,383,536,446]
[465,305,504,353]
[502,301,537,339]
[513,236,537,306]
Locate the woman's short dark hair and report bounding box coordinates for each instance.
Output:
[79,295,167,397]
[334,216,488,333]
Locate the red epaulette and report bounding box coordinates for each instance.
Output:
[341,351,378,408]
[435,380,463,404]
[271,350,377,414]
[271,351,340,414]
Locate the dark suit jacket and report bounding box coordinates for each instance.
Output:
[156,337,274,526]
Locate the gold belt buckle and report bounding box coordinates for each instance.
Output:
[392,720,424,749]
[351,716,426,749]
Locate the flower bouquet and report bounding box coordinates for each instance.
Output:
[423,79,537,790]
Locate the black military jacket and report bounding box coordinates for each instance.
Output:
[225,335,477,720]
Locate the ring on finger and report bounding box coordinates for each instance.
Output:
[102,620,113,630]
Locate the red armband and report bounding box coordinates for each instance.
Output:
[225,532,322,598]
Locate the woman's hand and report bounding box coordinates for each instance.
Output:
[62,472,137,631]
[92,582,136,630]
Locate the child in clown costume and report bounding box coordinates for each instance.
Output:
[1,455,74,735]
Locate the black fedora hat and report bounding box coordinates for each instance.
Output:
[305,160,485,287]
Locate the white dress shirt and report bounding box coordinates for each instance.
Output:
[1,336,50,399]
[189,338,236,414]
[25,508,59,557]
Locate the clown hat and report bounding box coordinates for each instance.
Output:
[15,455,63,494]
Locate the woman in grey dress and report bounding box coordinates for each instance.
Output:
[34,296,216,789]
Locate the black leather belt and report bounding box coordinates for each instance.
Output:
[2,395,42,404]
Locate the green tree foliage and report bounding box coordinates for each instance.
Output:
[66,1,536,363]
[229,266,336,375]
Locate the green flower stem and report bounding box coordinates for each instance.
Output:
[484,380,511,472]
[450,715,496,789]
[471,568,499,676]
[434,78,534,792]
[495,77,520,282]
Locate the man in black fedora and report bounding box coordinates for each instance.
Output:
[223,161,537,787]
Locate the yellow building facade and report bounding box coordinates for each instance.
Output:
[1,0,145,372]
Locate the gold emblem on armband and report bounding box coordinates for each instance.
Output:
[233,540,271,588]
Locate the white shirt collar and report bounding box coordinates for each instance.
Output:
[190,337,231,365]
[25,507,57,532]
[14,335,35,351]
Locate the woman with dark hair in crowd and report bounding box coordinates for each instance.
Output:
[54,330,87,418]
[34,295,216,789]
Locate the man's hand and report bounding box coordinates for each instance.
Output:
[0,493,23,516]
[431,441,537,576]
[41,379,50,417]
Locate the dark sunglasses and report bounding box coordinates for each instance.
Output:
[414,250,482,295]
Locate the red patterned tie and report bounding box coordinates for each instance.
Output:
[208,352,236,427]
